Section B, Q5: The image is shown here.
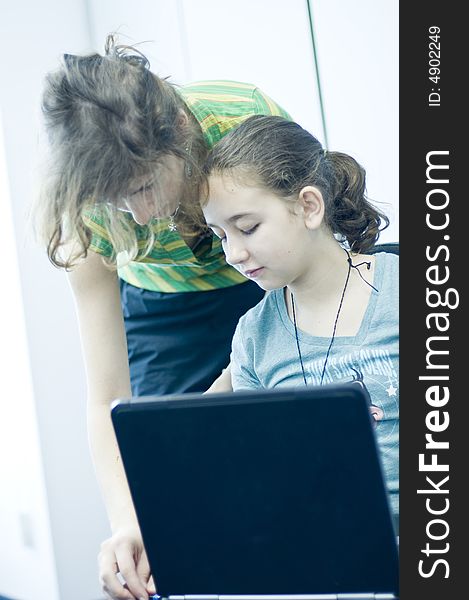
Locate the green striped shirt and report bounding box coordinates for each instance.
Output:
[83,80,291,292]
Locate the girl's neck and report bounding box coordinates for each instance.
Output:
[287,238,351,307]
[285,239,376,338]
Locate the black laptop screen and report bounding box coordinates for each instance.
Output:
[112,386,398,596]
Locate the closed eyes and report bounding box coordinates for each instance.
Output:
[129,180,155,197]
[241,224,259,235]
[210,223,260,243]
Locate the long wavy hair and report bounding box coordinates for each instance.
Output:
[36,34,207,268]
[203,115,389,253]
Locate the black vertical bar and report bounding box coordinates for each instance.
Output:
[400,2,466,599]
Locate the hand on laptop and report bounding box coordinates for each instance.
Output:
[98,526,156,600]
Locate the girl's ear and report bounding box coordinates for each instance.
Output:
[298,186,325,230]
[177,109,189,130]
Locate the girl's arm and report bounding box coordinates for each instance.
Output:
[204,363,233,393]
[67,251,154,600]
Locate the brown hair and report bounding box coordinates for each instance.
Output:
[203,115,388,253]
[36,34,207,268]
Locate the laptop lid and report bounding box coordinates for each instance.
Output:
[111,385,398,598]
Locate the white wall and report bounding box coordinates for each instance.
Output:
[0,2,109,600]
[0,2,397,599]
[0,109,59,600]
[312,0,399,241]
[179,0,325,141]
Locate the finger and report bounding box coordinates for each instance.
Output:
[115,545,149,600]
[99,554,135,600]
[135,551,151,584]
[146,575,157,595]
[135,553,156,595]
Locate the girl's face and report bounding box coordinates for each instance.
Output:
[204,174,317,291]
[115,154,185,225]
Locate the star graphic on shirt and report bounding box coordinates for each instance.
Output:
[386,383,398,397]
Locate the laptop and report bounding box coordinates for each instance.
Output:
[111,385,399,600]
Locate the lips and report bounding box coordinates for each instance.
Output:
[243,267,264,279]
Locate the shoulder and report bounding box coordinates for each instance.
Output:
[375,250,399,262]
[373,252,399,321]
[373,252,399,290]
[231,290,282,369]
[181,80,259,99]
[375,251,399,275]
[180,81,291,148]
[180,80,291,119]
[235,289,281,336]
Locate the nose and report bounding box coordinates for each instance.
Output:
[125,197,154,226]
[224,237,249,266]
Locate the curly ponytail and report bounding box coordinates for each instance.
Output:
[325,151,389,253]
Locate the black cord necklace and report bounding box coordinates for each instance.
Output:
[291,248,378,386]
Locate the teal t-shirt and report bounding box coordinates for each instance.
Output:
[231,252,399,518]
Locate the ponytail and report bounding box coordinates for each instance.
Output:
[326,151,389,253]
